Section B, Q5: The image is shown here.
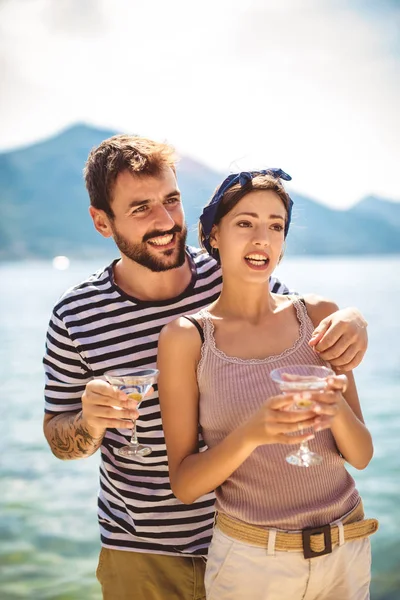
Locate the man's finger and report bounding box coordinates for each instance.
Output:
[308,318,331,347]
[97,417,136,430]
[87,379,127,399]
[335,351,363,372]
[328,346,357,368]
[313,324,345,353]
[90,405,139,420]
[86,379,116,395]
[317,335,356,361]
[84,387,133,408]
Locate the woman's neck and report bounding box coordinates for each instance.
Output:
[211,279,279,323]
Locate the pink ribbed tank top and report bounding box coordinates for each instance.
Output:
[197,296,360,530]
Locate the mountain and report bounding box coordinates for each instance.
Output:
[0,124,399,260]
[286,192,400,255]
[349,195,400,229]
[0,124,118,259]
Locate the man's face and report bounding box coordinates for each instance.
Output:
[107,168,187,272]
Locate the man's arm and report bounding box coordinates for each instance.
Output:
[44,380,140,460]
[307,303,368,371]
[44,411,104,460]
[270,278,368,371]
[43,310,138,460]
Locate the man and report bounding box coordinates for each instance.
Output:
[43,135,368,600]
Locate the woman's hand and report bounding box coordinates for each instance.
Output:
[242,390,341,448]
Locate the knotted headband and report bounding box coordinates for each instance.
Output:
[199,169,293,255]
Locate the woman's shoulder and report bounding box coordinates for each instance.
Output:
[159,313,205,348]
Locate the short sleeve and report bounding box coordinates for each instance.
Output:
[43,309,92,414]
[269,276,296,295]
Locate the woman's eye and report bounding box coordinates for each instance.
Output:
[271,223,284,231]
[237,221,252,228]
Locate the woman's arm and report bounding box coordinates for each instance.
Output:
[158,317,331,504]
[304,295,373,469]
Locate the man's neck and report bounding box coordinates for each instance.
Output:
[112,252,193,302]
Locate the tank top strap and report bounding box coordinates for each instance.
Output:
[182,315,205,343]
[290,295,314,337]
[198,309,215,347]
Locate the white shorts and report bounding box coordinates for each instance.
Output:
[205,526,371,600]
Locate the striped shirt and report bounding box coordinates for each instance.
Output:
[43,247,289,556]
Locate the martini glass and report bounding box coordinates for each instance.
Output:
[270,364,334,467]
[104,367,159,458]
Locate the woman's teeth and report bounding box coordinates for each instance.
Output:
[245,253,268,265]
[148,234,174,246]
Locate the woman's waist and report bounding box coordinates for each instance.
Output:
[214,468,359,530]
[215,498,378,558]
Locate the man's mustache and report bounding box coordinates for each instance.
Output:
[143,224,183,243]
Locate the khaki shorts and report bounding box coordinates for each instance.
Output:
[96,547,206,600]
[206,527,371,600]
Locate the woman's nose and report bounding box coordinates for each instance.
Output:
[253,227,271,247]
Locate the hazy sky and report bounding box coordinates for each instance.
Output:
[1,0,399,207]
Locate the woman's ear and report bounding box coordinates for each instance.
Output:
[209,225,219,249]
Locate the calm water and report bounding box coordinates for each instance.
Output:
[1,257,399,599]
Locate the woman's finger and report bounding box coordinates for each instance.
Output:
[309,390,341,405]
[326,374,348,392]
[283,416,322,433]
[276,432,316,446]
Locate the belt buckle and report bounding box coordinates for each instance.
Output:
[302,524,332,559]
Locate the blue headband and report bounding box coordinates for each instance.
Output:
[200,168,293,255]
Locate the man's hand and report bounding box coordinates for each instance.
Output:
[82,379,141,438]
[309,307,368,371]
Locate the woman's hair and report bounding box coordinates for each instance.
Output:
[84,134,177,218]
[198,173,292,254]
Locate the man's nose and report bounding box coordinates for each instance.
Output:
[153,204,176,230]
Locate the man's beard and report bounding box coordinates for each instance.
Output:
[111,223,188,272]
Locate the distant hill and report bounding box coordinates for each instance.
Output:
[287,192,400,255]
[0,123,399,260]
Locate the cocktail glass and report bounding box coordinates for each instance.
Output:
[104,367,159,458]
[270,364,334,467]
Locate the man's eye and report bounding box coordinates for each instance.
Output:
[132,205,148,214]
[165,197,180,205]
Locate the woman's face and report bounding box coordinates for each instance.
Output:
[212,189,286,283]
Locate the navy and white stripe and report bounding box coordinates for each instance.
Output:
[44,247,289,556]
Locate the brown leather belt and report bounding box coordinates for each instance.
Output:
[216,502,379,559]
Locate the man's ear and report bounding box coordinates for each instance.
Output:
[89,206,113,239]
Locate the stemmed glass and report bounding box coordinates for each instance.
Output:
[270,364,334,467]
[105,367,159,458]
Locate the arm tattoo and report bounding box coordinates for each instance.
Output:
[46,411,104,460]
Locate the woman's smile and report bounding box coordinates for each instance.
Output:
[244,251,270,270]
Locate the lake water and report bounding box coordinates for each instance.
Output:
[1,257,399,599]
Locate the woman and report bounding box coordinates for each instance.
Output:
[157,169,377,600]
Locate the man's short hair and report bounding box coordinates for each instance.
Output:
[84,134,177,217]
